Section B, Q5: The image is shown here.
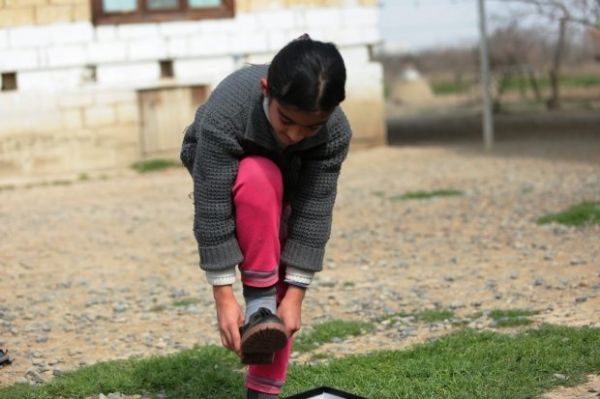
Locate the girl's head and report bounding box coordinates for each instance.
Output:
[261,35,347,147]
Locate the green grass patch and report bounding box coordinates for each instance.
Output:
[537,201,600,227]
[489,309,538,320]
[2,325,599,399]
[172,297,201,307]
[285,325,600,398]
[293,320,375,353]
[131,159,181,174]
[431,81,472,95]
[417,309,455,323]
[391,189,463,201]
[0,346,243,399]
[489,309,538,328]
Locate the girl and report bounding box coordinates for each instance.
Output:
[181,34,352,399]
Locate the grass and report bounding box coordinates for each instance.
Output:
[431,74,600,95]
[489,309,539,328]
[293,320,375,353]
[131,159,181,174]
[172,297,201,307]
[2,324,598,399]
[377,309,455,323]
[537,201,600,227]
[417,309,455,322]
[391,189,463,201]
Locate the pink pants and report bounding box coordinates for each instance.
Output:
[233,156,294,395]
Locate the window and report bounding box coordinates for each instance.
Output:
[91,0,234,25]
[1,72,17,92]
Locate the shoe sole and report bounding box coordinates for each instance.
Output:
[241,322,288,360]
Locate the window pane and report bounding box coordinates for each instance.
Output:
[103,0,137,12]
[189,0,220,8]
[148,0,179,9]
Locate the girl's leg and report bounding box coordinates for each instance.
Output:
[233,158,294,396]
[246,272,293,396]
[233,156,283,289]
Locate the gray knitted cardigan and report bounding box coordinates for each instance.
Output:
[180,64,352,274]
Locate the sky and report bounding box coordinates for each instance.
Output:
[379,0,528,53]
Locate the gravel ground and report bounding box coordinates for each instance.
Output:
[0,139,599,394]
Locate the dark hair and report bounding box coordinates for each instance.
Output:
[267,35,346,112]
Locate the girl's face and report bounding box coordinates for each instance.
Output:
[261,79,332,147]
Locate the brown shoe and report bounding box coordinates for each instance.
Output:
[240,308,288,365]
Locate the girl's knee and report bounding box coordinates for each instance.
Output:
[235,156,283,202]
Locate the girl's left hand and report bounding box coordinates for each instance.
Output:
[277,285,306,337]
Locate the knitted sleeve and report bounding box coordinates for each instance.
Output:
[280,110,352,272]
[192,109,245,271]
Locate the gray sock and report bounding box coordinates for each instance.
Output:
[243,284,277,324]
[247,388,278,399]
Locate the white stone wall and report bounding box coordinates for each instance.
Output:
[0,5,384,182]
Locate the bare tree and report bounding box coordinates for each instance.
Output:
[499,0,600,109]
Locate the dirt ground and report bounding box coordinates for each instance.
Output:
[0,137,599,397]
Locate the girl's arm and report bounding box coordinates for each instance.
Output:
[281,110,352,275]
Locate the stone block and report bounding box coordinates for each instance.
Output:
[159,21,200,37]
[49,0,84,5]
[8,25,50,48]
[49,22,94,45]
[0,30,8,49]
[0,48,39,70]
[5,0,46,5]
[95,90,136,105]
[116,103,139,123]
[96,62,160,85]
[340,46,370,65]
[304,8,341,29]
[35,5,73,25]
[84,105,116,127]
[58,92,94,108]
[267,31,290,52]
[233,13,259,31]
[174,57,235,84]
[86,41,127,64]
[72,4,91,20]
[167,37,189,58]
[95,25,117,41]
[230,31,269,54]
[18,68,84,91]
[62,108,83,129]
[45,44,87,67]
[127,38,167,61]
[117,24,159,39]
[0,8,36,28]
[189,34,232,57]
[341,6,378,28]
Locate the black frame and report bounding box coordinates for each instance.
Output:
[284,386,367,399]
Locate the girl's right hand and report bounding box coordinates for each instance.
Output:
[213,285,244,356]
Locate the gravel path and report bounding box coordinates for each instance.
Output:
[0,139,599,391]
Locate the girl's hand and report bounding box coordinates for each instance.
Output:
[213,285,244,356]
[277,285,306,337]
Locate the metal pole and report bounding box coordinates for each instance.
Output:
[477,0,494,150]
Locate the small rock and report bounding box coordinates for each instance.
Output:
[570,257,586,266]
[532,277,544,287]
[52,368,62,376]
[575,297,588,304]
[553,373,567,380]
[113,302,128,313]
[25,368,44,383]
[510,272,519,280]
[35,335,48,343]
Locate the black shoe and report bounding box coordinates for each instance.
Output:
[240,307,288,365]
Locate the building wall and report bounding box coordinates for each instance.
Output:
[0,0,385,184]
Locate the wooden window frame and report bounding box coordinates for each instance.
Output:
[91,0,234,25]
